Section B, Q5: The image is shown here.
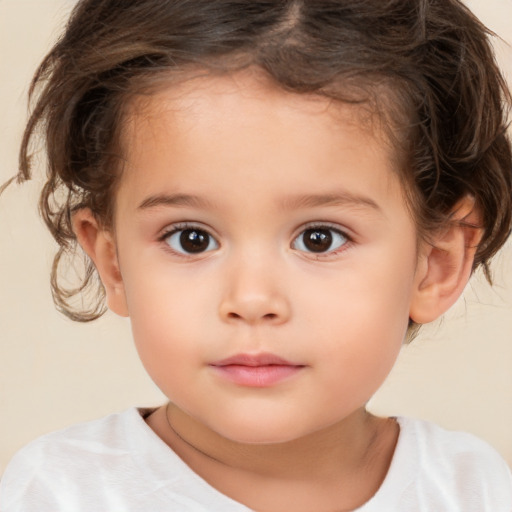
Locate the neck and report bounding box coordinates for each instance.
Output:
[158,403,390,479]
[147,403,398,511]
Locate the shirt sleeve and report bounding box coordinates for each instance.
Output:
[0,441,65,512]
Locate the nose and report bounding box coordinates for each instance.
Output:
[218,257,291,326]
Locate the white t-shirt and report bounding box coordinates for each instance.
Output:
[1,408,511,511]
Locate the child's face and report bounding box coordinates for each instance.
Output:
[110,72,423,443]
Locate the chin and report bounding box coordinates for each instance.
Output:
[210,414,315,445]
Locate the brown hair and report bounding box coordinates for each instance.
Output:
[9,0,512,321]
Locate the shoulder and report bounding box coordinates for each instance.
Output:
[3,407,143,466]
[0,408,146,511]
[395,417,512,508]
[398,416,510,471]
[0,408,249,512]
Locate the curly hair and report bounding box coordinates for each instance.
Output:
[9,0,512,322]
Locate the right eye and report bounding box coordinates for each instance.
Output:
[164,227,219,255]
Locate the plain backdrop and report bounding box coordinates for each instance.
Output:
[1,0,511,474]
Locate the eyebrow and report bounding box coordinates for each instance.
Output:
[137,193,214,210]
[137,191,382,214]
[280,192,382,213]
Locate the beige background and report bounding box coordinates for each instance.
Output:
[1,0,511,474]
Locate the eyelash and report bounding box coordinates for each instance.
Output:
[291,223,352,258]
[157,222,352,258]
[158,223,218,258]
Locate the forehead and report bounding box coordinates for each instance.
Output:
[116,70,405,217]
[122,69,394,154]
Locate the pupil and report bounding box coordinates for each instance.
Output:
[180,229,209,253]
[304,229,332,252]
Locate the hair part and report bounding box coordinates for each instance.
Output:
[12,0,512,323]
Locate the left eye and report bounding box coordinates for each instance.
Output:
[292,227,348,254]
[164,228,219,255]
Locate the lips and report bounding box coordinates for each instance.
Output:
[209,353,305,387]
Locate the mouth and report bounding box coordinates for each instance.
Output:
[209,353,306,388]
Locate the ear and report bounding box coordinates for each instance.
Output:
[72,209,129,317]
[409,196,483,324]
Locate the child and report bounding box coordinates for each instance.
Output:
[1,0,511,510]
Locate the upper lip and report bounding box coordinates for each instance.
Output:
[210,353,302,367]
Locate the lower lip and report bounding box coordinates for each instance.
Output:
[210,364,304,387]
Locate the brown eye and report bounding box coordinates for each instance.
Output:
[293,227,347,254]
[165,228,219,254]
[302,229,332,252]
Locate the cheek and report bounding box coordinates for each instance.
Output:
[310,299,407,412]
[119,260,210,377]
[297,250,415,339]
[295,246,415,388]
[129,301,204,405]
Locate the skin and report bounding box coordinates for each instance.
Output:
[74,71,482,511]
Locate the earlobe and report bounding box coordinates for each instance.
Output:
[409,196,483,324]
[72,209,129,317]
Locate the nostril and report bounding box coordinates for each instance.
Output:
[225,311,278,322]
[219,296,291,324]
